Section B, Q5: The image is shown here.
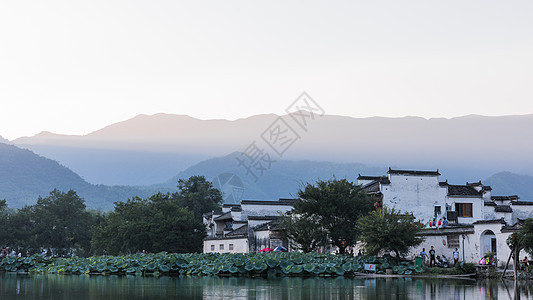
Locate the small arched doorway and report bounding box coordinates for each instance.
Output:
[480,230,497,257]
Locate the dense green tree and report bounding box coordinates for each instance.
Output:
[281,212,328,253]
[32,189,94,256]
[91,193,206,255]
[357,207,424,258]
[284,178,375,253]
[175,176,223,220]
[1,190,95,256]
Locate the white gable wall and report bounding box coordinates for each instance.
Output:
[382,174,444,223]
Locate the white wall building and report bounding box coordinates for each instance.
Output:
[203,199,293,253]
[358,168,533,267]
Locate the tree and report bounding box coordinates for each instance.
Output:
[91,193,206,255]
[357,207,424,258]
[32,189,94,256]
[284,178,375,253]
[175,176,223,220]
[503,218,533,278]
[281,212,328,253]
[1,190,95,256]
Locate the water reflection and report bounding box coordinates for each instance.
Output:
[0,273,532,299]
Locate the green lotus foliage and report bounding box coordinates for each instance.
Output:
[1,252,462,277]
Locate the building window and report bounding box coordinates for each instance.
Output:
[434,206,441,218]
[219,244,224,250]
[210,245,215,251]
[447,235,460,248]
[229,244,234,250]
[455,203,473,218]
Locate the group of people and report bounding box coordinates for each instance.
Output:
[420,246,460,267]
[1,247,31,258]
[428,217,449,229]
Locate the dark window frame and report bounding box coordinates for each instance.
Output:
[455,203,473,218]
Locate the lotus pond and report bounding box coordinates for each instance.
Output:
[0,252,471,277]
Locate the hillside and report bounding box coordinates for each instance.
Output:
[484,172,533,201]
[11,113,533,186]
[156,152,387,202]
[0,143,169,210]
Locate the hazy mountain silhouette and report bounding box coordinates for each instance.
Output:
[484,172,533,201]
[11,113,533,186]
[0,135,10,144]
[2,140,532,211]
[154,152,387,201]
[0,142,171,210]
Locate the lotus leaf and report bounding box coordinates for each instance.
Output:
[404,270,413,275]
[266,259,278,268]
[244,263,254,272]
[279,260,292,270]
[254,262,267,272]
[96,264,107,272]
[303,264,315,273]
[341,263,352,272]
[146,263,157,271]
[290,265,303,274]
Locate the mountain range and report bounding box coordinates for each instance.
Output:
[2,139,533,212]
[11,113,533,186]
[3,112,533,209]
[0,142,170,210]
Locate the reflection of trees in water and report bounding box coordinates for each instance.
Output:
[501,279,533,300]
[2,273,533,299]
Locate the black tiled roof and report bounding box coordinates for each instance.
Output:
[492,195,520,201]
[357,175,390,184]
[226,225,249,236]
[247,216,281,221]
[213,211,233,221]
[511,200,533,205]
[447,185,481,196]
[388,168,440,176]
[473,218,506,225]
[495,205,513,213]
[484,201,496,206]
[241,199,294,206]
[361,180,382,192]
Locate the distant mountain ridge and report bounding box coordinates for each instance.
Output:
[484,172,533,201]
[0,142,171,210]
[155,152,387,201]
[2,141,533,211]
[10,112,533,186]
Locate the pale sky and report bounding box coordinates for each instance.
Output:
[1,1,532,140]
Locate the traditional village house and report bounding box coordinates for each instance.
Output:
[203,199,294,253]
[358,168,533,267]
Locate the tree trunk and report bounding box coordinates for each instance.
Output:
[514,245,519,281]
[502,249,513,279]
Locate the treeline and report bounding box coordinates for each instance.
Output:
[0,176,223,257]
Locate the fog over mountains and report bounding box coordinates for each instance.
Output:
[2,110,533,210]
[11,113,533,186]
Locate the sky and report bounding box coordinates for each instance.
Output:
[1,1,532,140]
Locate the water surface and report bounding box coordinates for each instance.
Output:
[0,273,531,299]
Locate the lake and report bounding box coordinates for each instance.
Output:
[0,273,531,299]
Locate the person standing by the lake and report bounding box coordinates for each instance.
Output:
[429,246,436,267]
[420,248,428,267]
[452,248,460,265]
